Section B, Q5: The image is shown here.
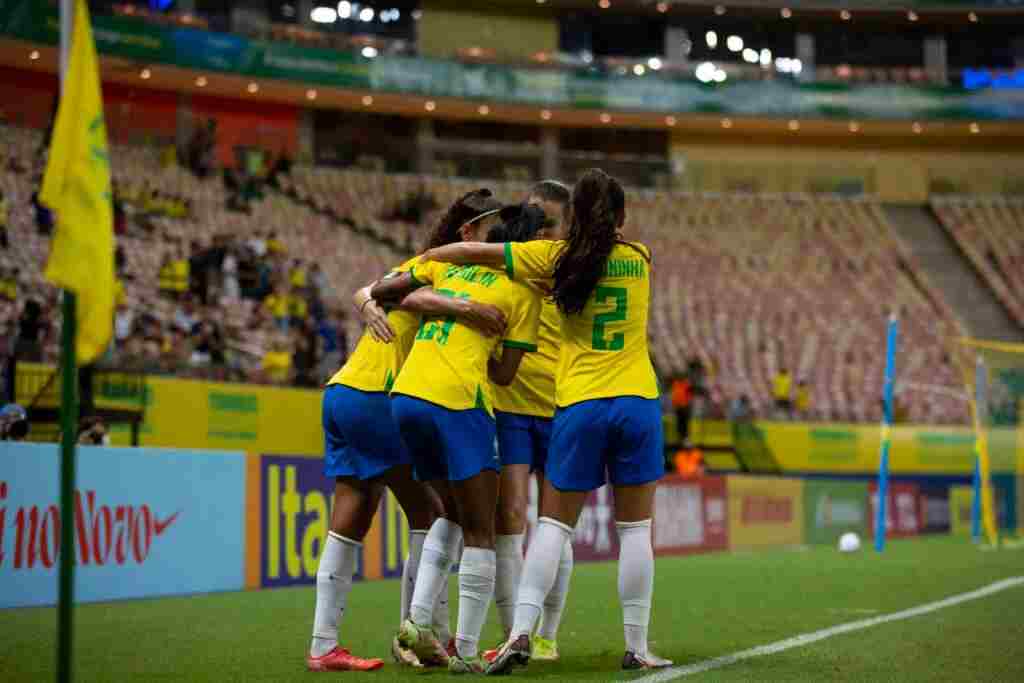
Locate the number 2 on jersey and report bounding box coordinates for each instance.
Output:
[592,286,627,350]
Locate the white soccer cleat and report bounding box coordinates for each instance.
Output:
[622,650,674,670]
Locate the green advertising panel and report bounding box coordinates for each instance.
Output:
[803,480,870,545]
[2,1,1022,122]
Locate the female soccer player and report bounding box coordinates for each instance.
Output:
[488,181,574,663]
[419,169,673,673]
[306,190,509,673]
[371,206,548,673]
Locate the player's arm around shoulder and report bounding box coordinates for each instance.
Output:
[488,279,542,385]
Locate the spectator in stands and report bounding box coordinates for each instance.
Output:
[172,296,198,335]
[772,366,793,417]
[795,379,811,418]
[267,231,285,256]
[14,299,44,362]
[315,310,345,381]
[261,332,293,385]
[291,323,318,388]
[263,286,290,331]
[728,394,753,422]
[0,267,16,302]
[309,262,329,301]
[673,442,704,479]
[0,403,28,441]
[670,373,693,444]
[114,302,134,348]
[287,287,308,325]
[289,258,307,294]
[222,247,240,300]
[77,416,109,446]
[0,188,8,249]
[247,230,268,259]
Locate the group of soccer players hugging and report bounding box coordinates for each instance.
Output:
[306,168,672,675]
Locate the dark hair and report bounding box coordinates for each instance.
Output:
[486,204,548,244]
[529,180,571,224]
[551,169,625,315]
[426,188,502,249]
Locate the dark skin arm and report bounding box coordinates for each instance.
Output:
[400,288,507,338]
[419,242,506,268]
[488,347,526,386]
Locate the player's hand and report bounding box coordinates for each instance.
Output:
[361,300,395,343]
[418,248,439,263]
[461,301,507,338]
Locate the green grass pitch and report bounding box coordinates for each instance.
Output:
[2,536,1023,681]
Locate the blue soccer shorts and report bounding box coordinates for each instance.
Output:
[391,394,499,482]
[495,410,553,473]
[322,384,411,481]
[546,396,664,492]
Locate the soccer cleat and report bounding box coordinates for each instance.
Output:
[446,638,458,660]
[448,654,486,674]
[306,646,384,672]
[484,634,531,676]
[391,635,423,668]
[531,635,560,661]
[622,650,674,671]
[397,619,449,667]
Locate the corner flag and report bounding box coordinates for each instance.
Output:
[39,0,114,363]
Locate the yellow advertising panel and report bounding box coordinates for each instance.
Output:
[727,475,804,549]
[949,485,974,536]
[104,375,323,456]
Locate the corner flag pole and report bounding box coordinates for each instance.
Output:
[971,355,985,542]
[56,1,79,681]
[875,314,899,553]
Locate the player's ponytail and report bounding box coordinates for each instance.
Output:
[426,188,502,249]
[552,169,624,315]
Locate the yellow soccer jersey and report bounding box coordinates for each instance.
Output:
[492,295,559,418]
[503,239,658,407]
[392,261,540,415]
[328,256,420,392]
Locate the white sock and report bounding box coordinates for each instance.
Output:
[409,518,463,627]
[617,520,653,656]
[538,538,573,641]
[511,518,572,638]
[310,532,361,657]
[433,537,462,644]
[401,529,428,625]
[494,533,524,636]
[455,546,496,659]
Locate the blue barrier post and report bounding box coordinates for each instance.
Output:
[875,314,899,553]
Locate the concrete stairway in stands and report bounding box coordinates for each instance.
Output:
[887,205,1023,342]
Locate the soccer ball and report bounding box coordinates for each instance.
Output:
[838,532,861,553]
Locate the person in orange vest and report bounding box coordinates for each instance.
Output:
[670,374,693,444]
[673,441,704,478]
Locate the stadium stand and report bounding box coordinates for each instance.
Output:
[931,197,1024,329]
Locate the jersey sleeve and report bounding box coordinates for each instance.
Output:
[504,240,561,282]
[408,260,443,287]
[502,284,541,352]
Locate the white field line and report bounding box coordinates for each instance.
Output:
[634,576,1024,682]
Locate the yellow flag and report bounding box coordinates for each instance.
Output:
[39,0,114,364]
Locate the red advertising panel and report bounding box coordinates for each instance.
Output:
[653,475,728,555]
[869,482,922,539]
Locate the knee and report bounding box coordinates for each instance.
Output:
[461,518,495,550]
[497,493,528,535]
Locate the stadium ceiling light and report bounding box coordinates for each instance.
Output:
[425,100,436,111]
[599,0,611,9]
[713,68,727,82]
[705,31,718,49]
[912,121,922,134]
[787,119,800,131]
[540,109,553,120]
[633,64,646,75]
[359,7,374,22]
[306,89,318,101]
[695,61,716,83]
[140,68,152,79]
[412,10,422,20]
[968,12,978,23]
[536,0,546,4]
[969,122,980,133]
[726,35,743,52]
[337,1,351,19]
[657,2,669,13]
[311,6,337,23]
[714,5,726,16]
[478,104,490,115]
[648,57,663,70]
[742,48,758,64]
[780,8,792,19]
[29,50,39,60]
[247,82,259,93]
[195,76,207,87]
[281,4,295,18]
[721,117,733,128]
[362,95,374,105]
[760,49,771,66]
[600,112,612,123]
[840,10,851,21]
[361,46,378,58]
[907,11,918,22]
[665,115,677,126]
[848,121,860,132]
